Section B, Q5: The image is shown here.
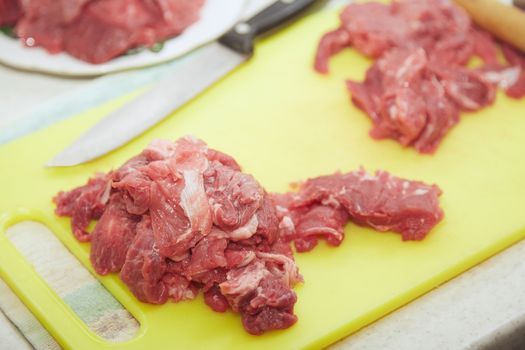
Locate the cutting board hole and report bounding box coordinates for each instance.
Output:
[4,221,140,342]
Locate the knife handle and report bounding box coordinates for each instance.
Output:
[219,0,317,55]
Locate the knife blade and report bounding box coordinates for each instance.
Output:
[47,0,318,167]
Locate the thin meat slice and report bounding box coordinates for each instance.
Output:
[90,193,139,275]
[413,77,460,153]
[220,254,302,335]
[273,193,349,252]
[339,2,406,58]
[204,161,263,234]
[149,177,194,260]
[431,63,496,111]
[499,43,525,98]
[253,193,280,245]
[166,138,212,238]
[376,87,427,146]
[206,149,242,171]
[120,216,168,304]
[113,169,151,215]
[346,63,384,123]
[148,136,212,260]
[279,169,443,244]
[186,228,228,278]
[479,64,525,99]
[505,71,525,99]
[501,43,525,69]
[53,173,112,242]
[469,27,499,64]
[336,170,443,240]
[315,28,352,74]
[293,205,349,252]
[347,48,438,151]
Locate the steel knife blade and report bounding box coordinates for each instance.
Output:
[47,0,318,167]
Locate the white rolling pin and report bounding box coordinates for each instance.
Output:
[454,0,525,52]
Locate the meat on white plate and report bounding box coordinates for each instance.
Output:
[0,0,205,64]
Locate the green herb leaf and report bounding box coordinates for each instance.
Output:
[0,26,16,38]
[149,41,165,53]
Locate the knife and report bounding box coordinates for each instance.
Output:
[47,0,318,167]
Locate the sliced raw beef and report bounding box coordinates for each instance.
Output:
[430,62,495,111]
[315,0,525,153]
[90,193,139,275]
[120,215,170,304]
[315,0,473,72]
[204,161,263,237]
[12,0,205,63]
[220,252,302,335]
[496,43,525,98]
[54,136,302,335]
[346,48,462,153]
[0,0,22,26]
[53,173,112,242]
[55,136,443,335]
[273,169,443,251]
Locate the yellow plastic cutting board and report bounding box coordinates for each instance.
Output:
[1,10,525,350]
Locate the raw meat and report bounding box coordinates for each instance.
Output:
[345,48,463,153]
[0,0,22,26]
[54,136,444,335]
[273,169,443,251]
[315,0,525,153]
[90,193,139,275]
[54,136,301,335]
[6,0,204,63]
[53,173,112,242]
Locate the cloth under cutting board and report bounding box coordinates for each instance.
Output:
[1,222,139,350]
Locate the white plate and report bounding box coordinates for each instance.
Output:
[0,0,246,76]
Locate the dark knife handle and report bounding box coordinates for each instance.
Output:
[219,0,318,55]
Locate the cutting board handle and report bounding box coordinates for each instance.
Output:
[0,210,143,350]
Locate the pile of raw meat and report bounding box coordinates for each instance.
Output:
[315,0,525,153]
[54,136,444,335]
[0,0,204,63]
